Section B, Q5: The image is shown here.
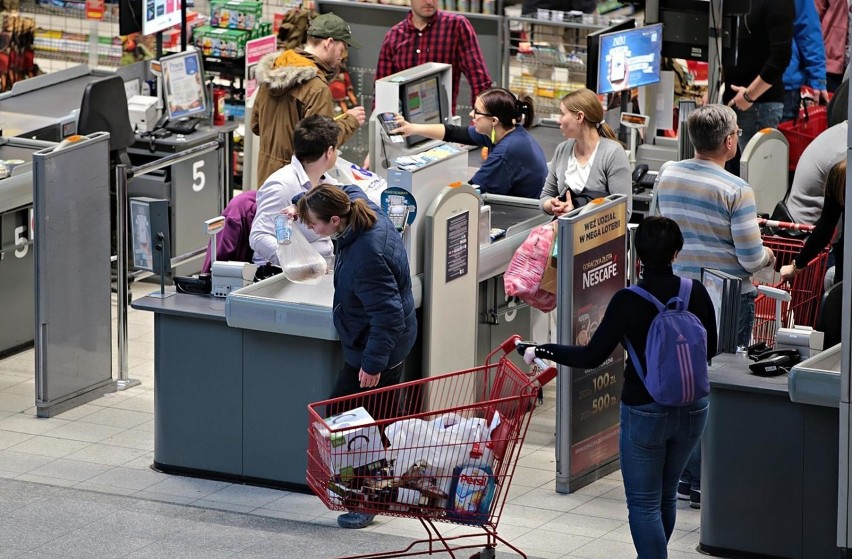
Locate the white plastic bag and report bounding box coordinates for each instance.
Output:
[277,223,327,284]
[326,156,388,207]
[384,415,489,477]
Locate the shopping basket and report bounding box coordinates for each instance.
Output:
[306,336,557,559]
[777,104,828,172]
[752,219,829,346]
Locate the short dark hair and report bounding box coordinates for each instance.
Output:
[634,216,684,267]
[294,114,338,163]
[479,87,535,130]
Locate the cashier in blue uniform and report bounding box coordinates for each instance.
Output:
[392,87,548,198]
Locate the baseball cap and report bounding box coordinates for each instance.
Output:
[307,13,362,48]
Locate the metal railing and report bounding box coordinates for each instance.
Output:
[114,136,225,389]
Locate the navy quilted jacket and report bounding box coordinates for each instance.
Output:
[333,184,417,373]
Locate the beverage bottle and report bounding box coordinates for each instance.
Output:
[275,214,293,245]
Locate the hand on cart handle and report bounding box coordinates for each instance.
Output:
[779,263,800,282]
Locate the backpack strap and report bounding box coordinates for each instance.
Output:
[623,285,665,381]
[677,277,693,308]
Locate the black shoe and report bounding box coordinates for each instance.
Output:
[677,480,690,501]
[690,488,700,509]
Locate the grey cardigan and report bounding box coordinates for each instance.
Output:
[538,137,632,218]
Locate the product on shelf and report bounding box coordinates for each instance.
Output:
[194,25,250,59]
[209,0,262,31]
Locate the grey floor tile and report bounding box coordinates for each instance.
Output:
[82,465,169,491]
[540,511,625,538]
[509,487,594,512]
[7,436,92,459]
[38,421,125,444]
[143,476,232,500]
[98,427,154,450]
[202,484,288,509]
[0,449,56,475]
[63,442,149,467]
[30,530,155,559]
[570,536,638,558]
[511,528,595,555]
[0,430,35,450]
[0,414,68,436]
[26,458,113,483]
[76,407,151,429]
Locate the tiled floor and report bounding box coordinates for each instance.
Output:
[0,284,705,558]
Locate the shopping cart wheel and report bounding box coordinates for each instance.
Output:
[469,547,496,559]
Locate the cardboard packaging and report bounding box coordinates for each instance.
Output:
[316,406,385,482]
[209,0,262,30]
[540,222,558,294]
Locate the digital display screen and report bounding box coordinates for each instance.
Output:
[161,50,207,120]
[402,76,443,148]
[597,23,663,95]
[143,0,182,36]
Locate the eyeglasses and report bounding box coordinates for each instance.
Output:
[730,128,743,137]
[472,109,493,119]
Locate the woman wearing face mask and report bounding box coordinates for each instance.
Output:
[296,182,417,530]
[391,87,548,198]
[540,88,632,217]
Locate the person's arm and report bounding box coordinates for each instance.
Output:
[796,0,829,97]
[392,117,447,142]
[301,80,361,147]
[472,154,513,195]
[355,255,406,375]
[455,17,493,103]
[540,142,571,215]
[600,140,633,220]
[248,183,284,266]
[781,189,842,279]
[250,88,264,136]
[532,290,631,369]
[691,281,719,359]
[728,2,794,110]
[730,187,774,273]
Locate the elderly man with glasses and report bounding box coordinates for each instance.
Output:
[653,103,775,510]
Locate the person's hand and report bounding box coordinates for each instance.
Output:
[727,84,752,111]
[347,106,366,126]
[765,246,775,265]
[362,153,370,171]
[392,115,418,138]
[280,204,298,220]
[780,263,799,282]
[359,368,381,388]
[818,89,831,105]
[523,346,538,365]
[549,196,573,217]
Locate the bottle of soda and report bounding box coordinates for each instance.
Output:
[275,214,293,245]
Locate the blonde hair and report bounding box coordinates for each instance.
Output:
[561,88,617,141]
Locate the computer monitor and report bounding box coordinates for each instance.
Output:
[144,0,183,36]
[161,50,207,121]
[400,73,448,148]
[586,19,635,92]
[596,23,663,96]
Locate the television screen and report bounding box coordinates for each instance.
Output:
[161,50,207,120]
[143,0,182,37]
[597,23,663,95]
[586,19,635,92]
[401,75,445,148]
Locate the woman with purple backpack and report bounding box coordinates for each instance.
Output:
[519,216,718,559]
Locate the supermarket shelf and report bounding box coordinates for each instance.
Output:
[34,49,120,67]
[19,0,119,23]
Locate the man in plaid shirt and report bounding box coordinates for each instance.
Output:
[376,0,492,113]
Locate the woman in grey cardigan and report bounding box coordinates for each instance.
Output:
[540,88,632,218]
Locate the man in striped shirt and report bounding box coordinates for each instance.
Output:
[654,104,775,349]
[375,0,492,113]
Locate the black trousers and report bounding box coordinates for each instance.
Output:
[327,360,405,422]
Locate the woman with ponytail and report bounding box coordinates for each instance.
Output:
[392,87,548,198]
[540,88,632,217]
[296,182,417,530]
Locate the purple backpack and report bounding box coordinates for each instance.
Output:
[624,278,709,406]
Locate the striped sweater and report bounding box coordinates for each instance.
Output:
[654,159,772,293]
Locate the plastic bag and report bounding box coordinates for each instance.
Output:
[326,156,388,207]
[384,415,489,477]
[277,222,327,284]
[504,221,557,312]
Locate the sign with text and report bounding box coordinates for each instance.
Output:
[245,35,278,99]
[554,196,628,491]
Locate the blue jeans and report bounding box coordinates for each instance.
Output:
[737,291,757,348]
[781,89,802,123]
[735,102,784,152]
[620,398,710,559]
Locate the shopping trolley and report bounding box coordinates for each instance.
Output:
[307,336,557,559]
[752,219,830,346]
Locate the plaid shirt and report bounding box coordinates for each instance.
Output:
[376,11,492,112]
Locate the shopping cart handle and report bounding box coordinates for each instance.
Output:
[510,336,558,387]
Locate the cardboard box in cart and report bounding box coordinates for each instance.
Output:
[315,407,385,482]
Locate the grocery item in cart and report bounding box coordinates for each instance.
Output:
[315,406,385,479]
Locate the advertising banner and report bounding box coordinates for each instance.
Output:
[554,196,628,491]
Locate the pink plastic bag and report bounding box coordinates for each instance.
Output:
[504,222,556,312]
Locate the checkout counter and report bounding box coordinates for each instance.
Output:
[701,346,842,558]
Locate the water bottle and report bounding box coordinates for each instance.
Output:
[275,214,293,245]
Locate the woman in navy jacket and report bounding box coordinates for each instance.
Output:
[296,182,417,529]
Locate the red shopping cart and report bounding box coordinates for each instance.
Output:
[307,336,556,559]
[752,219,830,346]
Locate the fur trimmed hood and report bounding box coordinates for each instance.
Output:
[255,49,332,95]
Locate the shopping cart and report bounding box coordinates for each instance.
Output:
[752,219,830,346]
[307,336,557,559]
